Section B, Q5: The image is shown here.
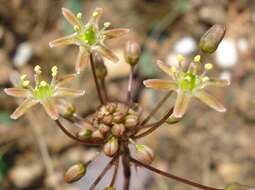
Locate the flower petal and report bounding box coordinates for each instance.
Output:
[206,78,231,87]
[173,91,191,118]
[42,99,59,120]
[11,99,38,119]
[103,28,130,39]
[143,79,177,91]
[156,60,172,76]
[90,7,103,25]
[54,88,85,98]
[4,88,31,98]
[49,33,77,48]
[62,8,80,26]
[95,45,119,63]
[195,91,226,112]
[56,74,76,87]
[75,47,90,74]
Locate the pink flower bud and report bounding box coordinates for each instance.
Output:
[64,163,86,183]
[124,40,141,65]
[103,137,119,157]
[111,124,125,137]
[135,144,154,165]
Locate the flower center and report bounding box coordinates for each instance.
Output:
[79,25,97,45]
[179,72,197,92]
[33,81,54,100]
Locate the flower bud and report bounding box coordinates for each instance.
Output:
[57,100,75,117]
[92,51,107,79]
[224,183,255,190]
[199,24,226,53]
[106,103,117,113]
[64,163,86,183]
[112,112,125,123]
[166,115,182,124]
[98,123,110,134]
[102,115,113,125]
[103,137,119,157]
[135,144,154,165]
[124,40,141,65]
[77,129,92,140]
[92,130,104,139]
[125,114,139,128]
[111,123,125,137]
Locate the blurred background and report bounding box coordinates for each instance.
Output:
[0,0,255,189]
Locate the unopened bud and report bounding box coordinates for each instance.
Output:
[199,24,226,53]
[166,115,182,124]
[224,183,255,190]
[125,114,139,128]
[106,103,117,113]
[103,137,119,157]
[92,130,104,139]
[135,144,154,165]
[92,51,107,79]
[98,123,110,134]
[124,41,141,65]
[111,124,125,137]
[64,163,86,183]
[102,115,112,125]
[77,129,92,140]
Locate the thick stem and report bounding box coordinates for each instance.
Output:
[141,91,173,125]
[127,66,135,106]
[134,107,173,139]
[55,120,102,145]
[122,145,131,190]
[130,157,223,190]
[90,53,105,105]
[89,156,117,190]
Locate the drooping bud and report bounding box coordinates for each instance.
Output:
[111,123,125,137]
[103,137,119,157]
[125,114,139,129]
[124,41,141,65]
[98,123,110,134]
[64,163,87,183]
[135,144,154,165]
[92,51,107,79]
[224,183,255,190]
[77,129,92,140]
[199,24,226,53]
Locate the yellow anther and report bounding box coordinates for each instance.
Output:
[177,54,185,62]
[193,55,201,62]
[103,22,111,28]
[171,66,177,73]
[20,74,27,80]
[73,25,80,31]
[34,65,42,74]
[40,81,47,87]
[76,12,82,19]
[202,76,210,82]
[92,11,99,17]
[22,80,30,87]
[51,66,58,77]
[204,63,213,70]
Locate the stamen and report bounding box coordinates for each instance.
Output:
[22,80,30,87]
[40,81,47,87]
[103,22,111,28]
[193,55,201,62]
[177,54,185,62]
[51,66,58,77]
[204,63,213,70]
[92,11,99,17]
[202,76,209,82]
[76,12,82,19]
[34,65,42,74]
[74,25,80,31]
[20,74,27,80]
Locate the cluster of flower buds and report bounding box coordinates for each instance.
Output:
[78,102,140,157]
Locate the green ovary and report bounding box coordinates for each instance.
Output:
[179,73,197,92]
[33,84,54,100]
[79,26,97,45]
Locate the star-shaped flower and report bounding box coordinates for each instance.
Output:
[49,8,129,74]
[4,65,85,120]
[143,55,230,118]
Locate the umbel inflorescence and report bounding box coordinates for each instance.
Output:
[4,8,255,190]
